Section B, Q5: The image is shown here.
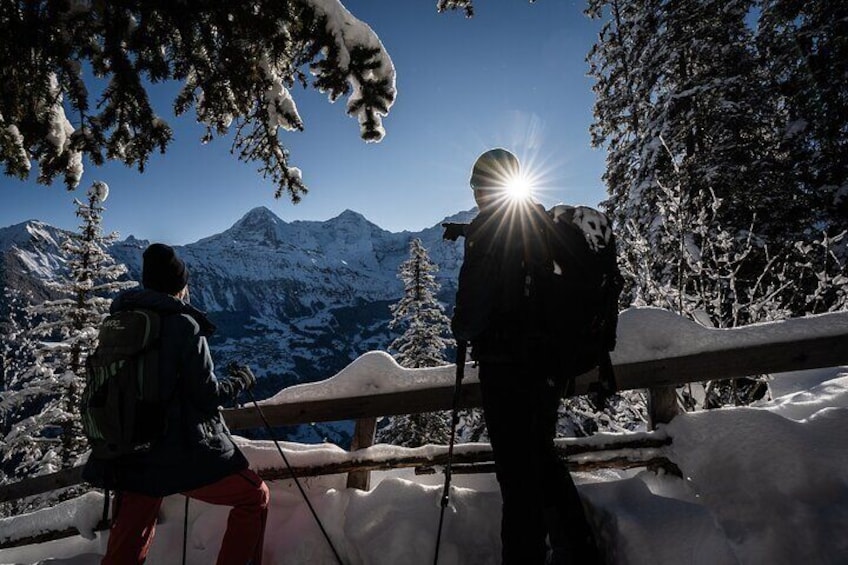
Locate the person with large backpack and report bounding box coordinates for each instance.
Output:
[81,243,269,565]
[445,148,619,564]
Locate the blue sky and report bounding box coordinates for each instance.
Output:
[2,0,607,244]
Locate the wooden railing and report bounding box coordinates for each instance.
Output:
[224,314,848,434]
[1,311,846,549]
[223,319,848,489]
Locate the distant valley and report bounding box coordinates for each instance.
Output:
[0,207,474,444]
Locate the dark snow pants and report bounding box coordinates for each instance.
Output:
[479,361,598,565]
[101,469,270,565]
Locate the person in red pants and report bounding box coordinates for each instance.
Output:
[104,470,269,565]
[83,243,270,564]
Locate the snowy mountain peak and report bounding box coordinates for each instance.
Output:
[439,208,477,225]
[0,220,64,251]
[329,209,373,226]
[234,206,282,229]
[0,210,466,385]
[217,206,286,246]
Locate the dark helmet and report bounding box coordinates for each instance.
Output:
[469,148,520,190]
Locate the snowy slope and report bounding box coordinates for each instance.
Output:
[0,208,473,443]
[0,221,68,283]
[107,207,470,389]
[0,221,71,305]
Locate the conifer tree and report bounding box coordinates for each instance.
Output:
[588,0,846,322]
[587,0,846,408]
[586,0,663,227]
[588,0,782,310]
[5,182,136,477]
[379,238,454,447]
[0,287,39,454]
[388,238,454,369]
[0,1,396,201]
[757,0,848,312]
[759,1,848,229]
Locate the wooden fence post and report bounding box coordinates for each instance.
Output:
[346,416,377,490]
[648,385,681,430]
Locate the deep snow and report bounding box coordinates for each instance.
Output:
[1,308,847,564]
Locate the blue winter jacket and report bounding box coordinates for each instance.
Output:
[82,288,249,496]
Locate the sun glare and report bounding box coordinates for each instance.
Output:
[505,172,533,202]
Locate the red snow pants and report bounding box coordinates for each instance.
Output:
[101,469,270,565]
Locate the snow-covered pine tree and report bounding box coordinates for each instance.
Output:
[586,0,663,229]
[379,238,454,447]
[0,0,396,201]
[0,287,39,446]
[586,0,769,409]
[0,291,46,513]
[587,0,847,410]
[388,238,454,369]
[589,0,846,319]
[757,0,848,313]
[588,0,784,303]
[5,182,136,481]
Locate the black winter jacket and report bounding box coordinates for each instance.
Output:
[82,288,249,496]
[452,202,550,363]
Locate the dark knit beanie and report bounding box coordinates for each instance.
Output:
[142,243,189,295]
[470,148,520,190]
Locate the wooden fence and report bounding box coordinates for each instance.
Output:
[1,311,847,549]
[223,318,848,489]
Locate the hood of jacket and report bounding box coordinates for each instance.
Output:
[111,287,217,337]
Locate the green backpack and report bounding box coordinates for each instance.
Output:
[81,309,169,460]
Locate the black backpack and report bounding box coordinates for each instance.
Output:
[524,204,624,387]
[81,309,169,459]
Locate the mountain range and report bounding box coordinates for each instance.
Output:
[0,207,474,443]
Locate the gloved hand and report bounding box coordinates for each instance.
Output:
[587,379,614,412]
[587,355,617,411]
[442,222,468,241]
[227,363,256,393]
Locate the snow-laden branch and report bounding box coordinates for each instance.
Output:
[0,0,396,200]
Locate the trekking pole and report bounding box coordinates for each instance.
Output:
[182,497,189,565]
[433,339,467,565]
[245,387,345,565]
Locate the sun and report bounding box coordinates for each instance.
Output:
[504,171,533,203]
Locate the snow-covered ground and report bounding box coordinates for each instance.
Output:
[1,309,847,564]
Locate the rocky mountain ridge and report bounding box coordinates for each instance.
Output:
[0,208,472,419]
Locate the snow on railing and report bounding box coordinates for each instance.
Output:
[225,308,848,428]
[1,308,847,548]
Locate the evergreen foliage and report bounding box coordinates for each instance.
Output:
[0,287,38,442]
[379,238,454,447]
[758,1,848,237]
[0,182,135,483]
[388,238,454,369]
[437,0,537,18]
[587,0,847,409]
[437,0,475,17]
[559,391,648,438]
[0,0,396,200]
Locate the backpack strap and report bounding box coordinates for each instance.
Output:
[148,311,192,448]
[138,310,193,450]
[511,205,569,347]
[136,309,162,404]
